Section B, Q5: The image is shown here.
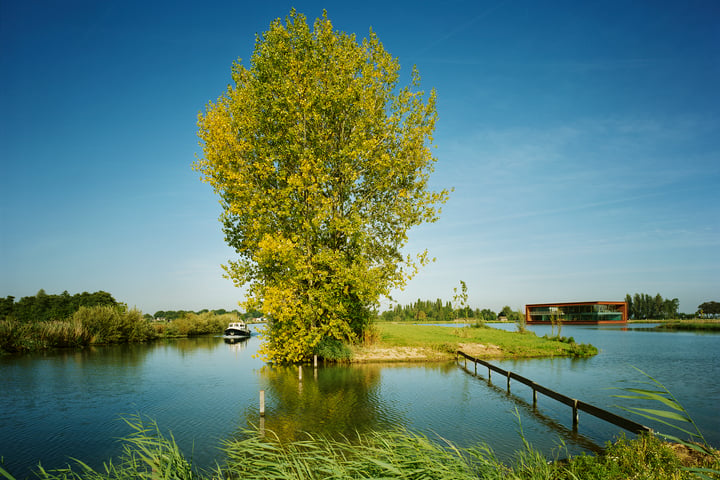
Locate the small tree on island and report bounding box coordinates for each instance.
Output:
[452,280,468,323]
[194,10,449,363]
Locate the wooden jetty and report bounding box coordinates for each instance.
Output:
[457,350,652,435]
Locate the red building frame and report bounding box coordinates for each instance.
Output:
[525,301,628,324]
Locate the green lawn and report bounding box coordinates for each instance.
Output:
[374,322,597,358]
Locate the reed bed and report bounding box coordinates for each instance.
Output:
[0,306,157,353]
[153,311,232,337]
[0,308,241,353]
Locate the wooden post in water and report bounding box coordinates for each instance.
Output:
[572,399,579,428]
[488,366,492,382]
[532,385,538,407]
[314,355,318,367]
[474,359,477,374]
[259,390,265,417]
[506,372,511,392]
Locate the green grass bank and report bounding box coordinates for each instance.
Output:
[655,320,720,332]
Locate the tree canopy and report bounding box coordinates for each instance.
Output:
[698,301,720,318]
[1,290,118,323]
[194,11,449,363]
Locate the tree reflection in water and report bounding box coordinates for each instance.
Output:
[235,363,406,442]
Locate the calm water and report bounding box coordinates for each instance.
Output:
[1,325,718,478]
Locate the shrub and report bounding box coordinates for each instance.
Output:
[313,337,353,362]
[0,318,36,353]
[362,323,380,345]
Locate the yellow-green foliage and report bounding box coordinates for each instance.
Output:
[195,11,449,364]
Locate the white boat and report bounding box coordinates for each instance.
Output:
[223,320,251,338]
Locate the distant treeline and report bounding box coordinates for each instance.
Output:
[379,299,523,323]
[622,293,716,319]
[624,293,679,320]
[623,292,713,320]
[1,290,119,323]
[154,309,263,321]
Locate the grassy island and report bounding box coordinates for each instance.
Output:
[349,322,597,362]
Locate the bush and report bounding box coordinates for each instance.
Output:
[433,342,458,354]
[313,337,353,362]
[362,323,380,345]
[0,318,35,352]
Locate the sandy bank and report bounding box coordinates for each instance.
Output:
[349,342,503,363]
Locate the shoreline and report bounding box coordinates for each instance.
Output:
[349,342,507,363]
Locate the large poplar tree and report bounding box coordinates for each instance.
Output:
[195,10,449,363]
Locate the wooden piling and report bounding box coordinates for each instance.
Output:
[573,399,579,428]
[259,390,265,417]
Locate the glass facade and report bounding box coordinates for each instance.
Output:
[525,302,627,324]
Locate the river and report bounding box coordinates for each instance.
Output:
[1,323,718,478]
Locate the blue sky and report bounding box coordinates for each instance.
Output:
[1,0,718,315]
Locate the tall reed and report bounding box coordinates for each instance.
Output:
[38,319,93,348]
[157,312,234,337]
[72,306,156,344]
[6,415,717,480]
[613,366,720,479]
[0,307,157,353]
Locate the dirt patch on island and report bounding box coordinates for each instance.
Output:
[349,342,505,363]
[350,346,450,363]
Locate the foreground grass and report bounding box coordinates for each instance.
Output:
[351,322,597,362]
[5,416,717,480]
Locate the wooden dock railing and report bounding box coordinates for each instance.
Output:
[457,350,652,435]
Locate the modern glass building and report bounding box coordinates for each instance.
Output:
[525,301,627,324]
